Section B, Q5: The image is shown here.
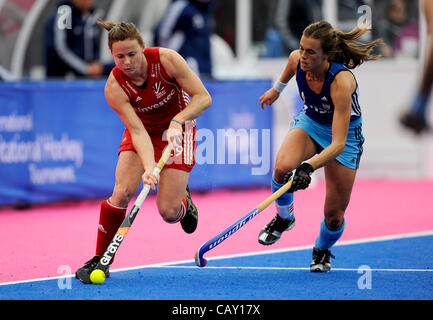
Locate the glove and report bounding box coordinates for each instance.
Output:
[291,163,314,191]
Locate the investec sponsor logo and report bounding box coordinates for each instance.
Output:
[100,234,124,265]
[137,89,176,112]
[208,210,258,249]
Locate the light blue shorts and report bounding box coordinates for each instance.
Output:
[291,111,364,169]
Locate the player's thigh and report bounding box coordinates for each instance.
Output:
[274,128,318,180]
[110,151,144,207]
[324,160,357,217]
[156,167,190,212]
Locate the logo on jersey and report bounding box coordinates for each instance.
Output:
[137,89,176,113]
[152,81,166,99]
[150,64,157,78]
[321,96,331,110]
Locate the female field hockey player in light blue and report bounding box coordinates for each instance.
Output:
[258,21,382,272]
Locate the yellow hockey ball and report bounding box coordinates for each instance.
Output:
[90,269,105,284]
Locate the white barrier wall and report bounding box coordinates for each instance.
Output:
[353,59,433,179]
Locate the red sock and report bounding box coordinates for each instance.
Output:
[95,200,127,258]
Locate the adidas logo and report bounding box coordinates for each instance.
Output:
[136,96,142,102]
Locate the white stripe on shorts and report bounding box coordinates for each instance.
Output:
[183,120,195,165]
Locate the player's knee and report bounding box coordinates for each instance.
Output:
[274,166,295,184]
[159,206,179,223]
[324,213,344,230]
[111,186,134,208]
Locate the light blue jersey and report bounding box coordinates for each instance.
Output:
[292,61,364,170]
[296,61,361,125]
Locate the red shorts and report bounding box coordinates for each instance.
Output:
[118,121,196,172]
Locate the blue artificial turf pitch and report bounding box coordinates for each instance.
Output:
[1,234,432,301]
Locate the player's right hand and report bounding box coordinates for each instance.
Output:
[291,163,314,191]
[259,88,280,110]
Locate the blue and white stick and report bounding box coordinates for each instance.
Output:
[195,178,293,267]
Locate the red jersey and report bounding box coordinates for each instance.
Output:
[113,47,196,172]
[112,47,191,136]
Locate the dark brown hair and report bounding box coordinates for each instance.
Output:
[303,20,383,69]
[97,21,144,50]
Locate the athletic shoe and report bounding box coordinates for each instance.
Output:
[310,247,334,272]
[75,255,110,284]
[181,186,198,234]
[400,112,429,134]
[258,214,296,245]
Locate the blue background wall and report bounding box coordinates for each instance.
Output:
[0,79,273,206]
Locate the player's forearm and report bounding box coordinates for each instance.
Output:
[172,93,212,124]
[130,129,155,170]
[279,61,294,84]
[277,50,299,85]
[308,141,346,170]
[311,114,348,170]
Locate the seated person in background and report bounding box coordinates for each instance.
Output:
[376,0,419,58]
[153,0,214,78]
[274,0,323,53]
[44,0,114,78]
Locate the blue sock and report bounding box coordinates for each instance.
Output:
[411,94,428,117]
[271,175,294,221]
[314,219,345,250]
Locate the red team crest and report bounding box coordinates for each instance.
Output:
[152,81,166,99]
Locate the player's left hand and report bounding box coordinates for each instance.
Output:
[166,120,183,149]
[292,162,314,191]
[259,88,280,110]
[142,167,159,190]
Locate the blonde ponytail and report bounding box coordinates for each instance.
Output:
[303,21,383,69]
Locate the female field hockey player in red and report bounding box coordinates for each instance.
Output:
[258,21,382,272]
[76,21,211,283]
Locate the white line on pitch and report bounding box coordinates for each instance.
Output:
[143,265,433,272]
[190,230,433,264]
[1,230,432,286]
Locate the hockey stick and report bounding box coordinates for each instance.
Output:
[94,146,172,273]
[195,177,293,267]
